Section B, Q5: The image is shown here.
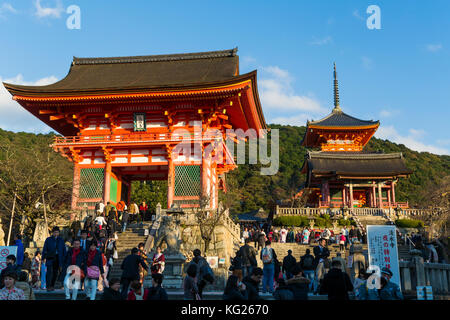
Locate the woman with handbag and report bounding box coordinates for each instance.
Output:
[85,241,107,300]
[63,239,86,300]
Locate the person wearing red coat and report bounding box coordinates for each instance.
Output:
[127,280,149,300]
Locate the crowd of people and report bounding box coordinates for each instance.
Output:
[225,234,403,301]
[241,224,364,250]
[0,200,168,300]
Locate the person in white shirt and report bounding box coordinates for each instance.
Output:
[341,226,349,249]
[280,227,288,243]
[95,214,107,231]
[242,228,249,241]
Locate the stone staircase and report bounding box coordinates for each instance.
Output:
[108,223,150,280]
[250,242,351,267]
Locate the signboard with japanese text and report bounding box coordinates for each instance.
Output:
[367,225,401,290]
[0,246,18,272]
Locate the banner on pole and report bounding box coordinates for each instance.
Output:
[0,246,18,272]
[367,225,401,290]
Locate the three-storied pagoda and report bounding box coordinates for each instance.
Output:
[300,64,412,209]
[3,48,267,215]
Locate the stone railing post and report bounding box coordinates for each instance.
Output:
[410,249,426,287]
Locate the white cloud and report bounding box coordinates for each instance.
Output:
[379,109,400,118]
[259,66,326,114]
[0,74,58,133]
[269,114,310,126]
[353,9,365,21]
[361,56,374,70]
[34,0,64,19]
[426,44,442,52]
[375,125,449,155]
[0,3,17,17]
[310,36,332,46]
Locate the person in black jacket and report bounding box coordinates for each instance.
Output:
[223,275,248,300]
[242,267,263,300]
[239,238,257,278]
[313,238,330,269]
[319,260,354,300]
[42,227,66,291]
[282,250,297,280]
[286,264,310,300]
[102,278,123,300]
[63,239,87,300]
[147,273,168,300]
[120,247,148,299]
[273,277,294,300]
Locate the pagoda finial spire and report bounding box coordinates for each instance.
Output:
[333,62,342,112]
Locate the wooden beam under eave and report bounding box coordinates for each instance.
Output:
[50,115,65,121]
[39,110,56,115]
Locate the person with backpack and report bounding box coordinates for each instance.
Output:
[300,249,315,288]
[260,240,277,294]
[185,249,214,299]
[282,250,297,280]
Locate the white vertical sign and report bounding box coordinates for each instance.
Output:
[367,225,401,290]
[0,246,18,272]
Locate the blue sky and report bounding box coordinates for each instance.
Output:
[0,0,449,155]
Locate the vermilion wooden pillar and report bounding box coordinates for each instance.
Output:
[392,182,396,204]
[71,163,81,219]
[167,155,174,209]
[104,161,112,204]
[201,144,209,206]
[378,183,383,209]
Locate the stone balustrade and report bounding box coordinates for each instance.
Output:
[399,255,450,296]
[276,205,444,218]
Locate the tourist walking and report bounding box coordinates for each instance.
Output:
[85,241,107,300]
[63,238,87,300]
[282,250,297,280]
[120,247,148,299]
[13,234,24,271]
[302,227,310,244]
[280,226,288,243]
[319,260,353,300]
[185,249,214,299]
[257,229,266,251]
[348,225,361,244]
[0,272,25,300]
[147,273,168,300]
[273,277,294,300]
[300,249,315,287]
[313,238,330,269]
[42,226,66,291]
[260,240,277,294]
[127,280,149,300]
[242,267,263,300]
[0,255,19,289]
[239,238,257,278]
[365,268,403,300]
[30,250,41,289]
[101,278,122,300]
[223,274,248,300]
[183,264,200,300]
[121,209,129,232]
[339,233,346,252]
[16,271,35,300]
[286,264,310,300]
[151,246,165,274]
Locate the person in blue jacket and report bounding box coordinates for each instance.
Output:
[13,234,24,272]
[42,226,66,291]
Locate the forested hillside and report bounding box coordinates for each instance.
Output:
[0,125,449,229]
